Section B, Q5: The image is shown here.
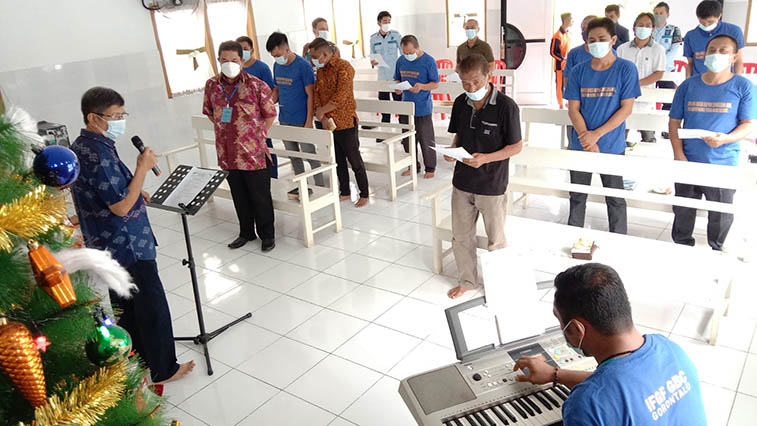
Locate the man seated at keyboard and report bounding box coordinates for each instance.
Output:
[513,263,706,425]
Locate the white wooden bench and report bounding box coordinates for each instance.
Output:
[354,98,418,201]
[158,116,343,247]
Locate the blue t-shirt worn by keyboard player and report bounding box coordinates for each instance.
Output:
[394,52,439,117]
[273,55,316,125]
[562,334,706,426]
[564,55,641,154]
[669,74,756,165]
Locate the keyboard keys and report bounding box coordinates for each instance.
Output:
[541,390,560,408]
[473,412,488,426]
[523,395,542,414]
[533,392,552,410]
[516,398,535,417]
[557,384,571,395]
[551,386,568,401]
[480,410,498,426]
[509,401,528,419]
[499,404,518,423]
[452,418,465,426]
[465,414,481,426]
[491,406,510,425]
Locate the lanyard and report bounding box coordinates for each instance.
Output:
[220,81,241,107]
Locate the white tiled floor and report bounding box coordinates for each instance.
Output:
[150,143,757,425]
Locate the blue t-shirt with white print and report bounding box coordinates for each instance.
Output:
[562,334,706,426]
[669,74,756,165]
[564,55,641,154]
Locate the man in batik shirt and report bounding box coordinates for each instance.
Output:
[203,40,278,251]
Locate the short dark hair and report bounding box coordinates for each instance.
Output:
[696,0,722,19]
[705,34,739,53]
[605,4,620,15]
[634,12,655,28]
[218,40,243,59]
[654,2,670,13]
[587,17,617,38]
[308,37,334,53]
[81,87,124,125]
[235,36,254,49]
[266,32,289,52]
[553,263,634,335]
[459,53,489,77]
[377,11,391,22]
[312,17,327,29]
[561,13,572,23]
[401,34,419,47]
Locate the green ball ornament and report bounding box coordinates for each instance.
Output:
[85,324,132,366]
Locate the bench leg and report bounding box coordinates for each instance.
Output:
[709,275,733,345]
[299,180,315,248]
[387,144,398,201]
[431,196,443,274]
[331,168,342,232]
[410,132,418,192]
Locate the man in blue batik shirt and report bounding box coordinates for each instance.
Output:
[564,18,641,235]
[513,263,707,426]
[70,87,194,383]
[684,1,744,77]
[669,35,755,251]
[370,10,403,124]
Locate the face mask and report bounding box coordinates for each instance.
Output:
[318,30,330,40]
[465,29,477,40]
[465,84,489,101]
[654,14,666,26]
[588,42,611,58]
[562,320,586,357]
[704,53,732,73]
[699,21,718,32]
[635,27,652,40]
[103,119,126,140]
[381,23,390,33]
[312,58,325,69]
[221,62,241,78]
[404,53,417,61]
[242,50,251,61]
[274,55,288,65]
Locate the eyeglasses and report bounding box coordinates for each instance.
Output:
[96,112,129,120]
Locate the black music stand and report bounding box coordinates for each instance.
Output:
[148,165,251,375]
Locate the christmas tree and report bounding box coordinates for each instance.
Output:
[0,103,169,424]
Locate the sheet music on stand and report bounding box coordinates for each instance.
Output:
[148,165,228,215]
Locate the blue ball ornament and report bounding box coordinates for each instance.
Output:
[33,145,80,187]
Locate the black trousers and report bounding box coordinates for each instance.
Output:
[568,170,628,234]
[112,259,178,382]
[378,91,403,123]
[657,80,677,111]
[227,169,275,240]
[334,123,370,198]
[672,183,735,250]
[399,114,437,172]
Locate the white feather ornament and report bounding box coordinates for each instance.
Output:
[55,248,137,298]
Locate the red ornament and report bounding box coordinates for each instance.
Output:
[34,335,51,352]
[27,240,76,308]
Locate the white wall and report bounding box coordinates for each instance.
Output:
[723,0,756,61]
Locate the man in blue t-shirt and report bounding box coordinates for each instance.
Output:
[562,15,597,98]
[669,35,755,250]
[513,263,707,426]
[394,35,440,179]
[237,36,278,179]
[266,32,325,199]
[684,1,744,77]
[564,17,641,235]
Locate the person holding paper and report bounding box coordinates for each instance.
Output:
[203,40,277,251]
[513,263,706,425]
[668,34,755,250]
[369,11,403,125]
[564,18,641,235]
[445,54,523,299]
[394,35,440,179]
[71,86,195,384]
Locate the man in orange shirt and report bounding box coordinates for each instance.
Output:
[551,13,572,108]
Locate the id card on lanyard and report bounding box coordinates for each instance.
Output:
[220,80,241,123]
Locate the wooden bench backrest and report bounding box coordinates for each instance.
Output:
[521,107,669,131]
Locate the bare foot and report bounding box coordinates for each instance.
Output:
[447,286,470,299]
[339,195,351,201]
[401,168,412,177]
[424,172,435,179]
[354,197,369,208]
[158,361,196,384]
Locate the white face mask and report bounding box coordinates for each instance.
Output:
[242,50,252,61]
[274,55,288,65]
[588,41,611,58]
[465,83,489,101]
[312,58,325,69]
[318,30,330,40]
[221,62,241,78]
[465,29,477,40]
[103,119,126,140]
[381,23,390,33]
[699,21,718,32]
[634,27,652,40]
[704,53,732,73]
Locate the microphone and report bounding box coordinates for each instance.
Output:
[131,136,162,176]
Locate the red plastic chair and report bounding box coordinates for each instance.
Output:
[673,60,687,73]
[743,62,757,74]
[435,59,454,119]
[491,59,507,88]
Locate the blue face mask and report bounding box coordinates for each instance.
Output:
[312,58,324,69]
[562,319,586,357]
[274,55,288,65]
[699,21,718,32]
[465,29,477,40]
[588,41,611,58]
[635,27,652,40]
[242,50,251,61]
[103,119,126,140]
[704,53,731,73]
[404,53,417,61]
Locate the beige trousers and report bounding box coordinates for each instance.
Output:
[451,187,508,289]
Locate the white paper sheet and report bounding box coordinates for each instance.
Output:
[369,53,389,68]
[162,167,217,209]
[431,145,473,162]
[481,248,547,345]
[446,72,462,82]
[390,81,412,91]
[677,128,717,139]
